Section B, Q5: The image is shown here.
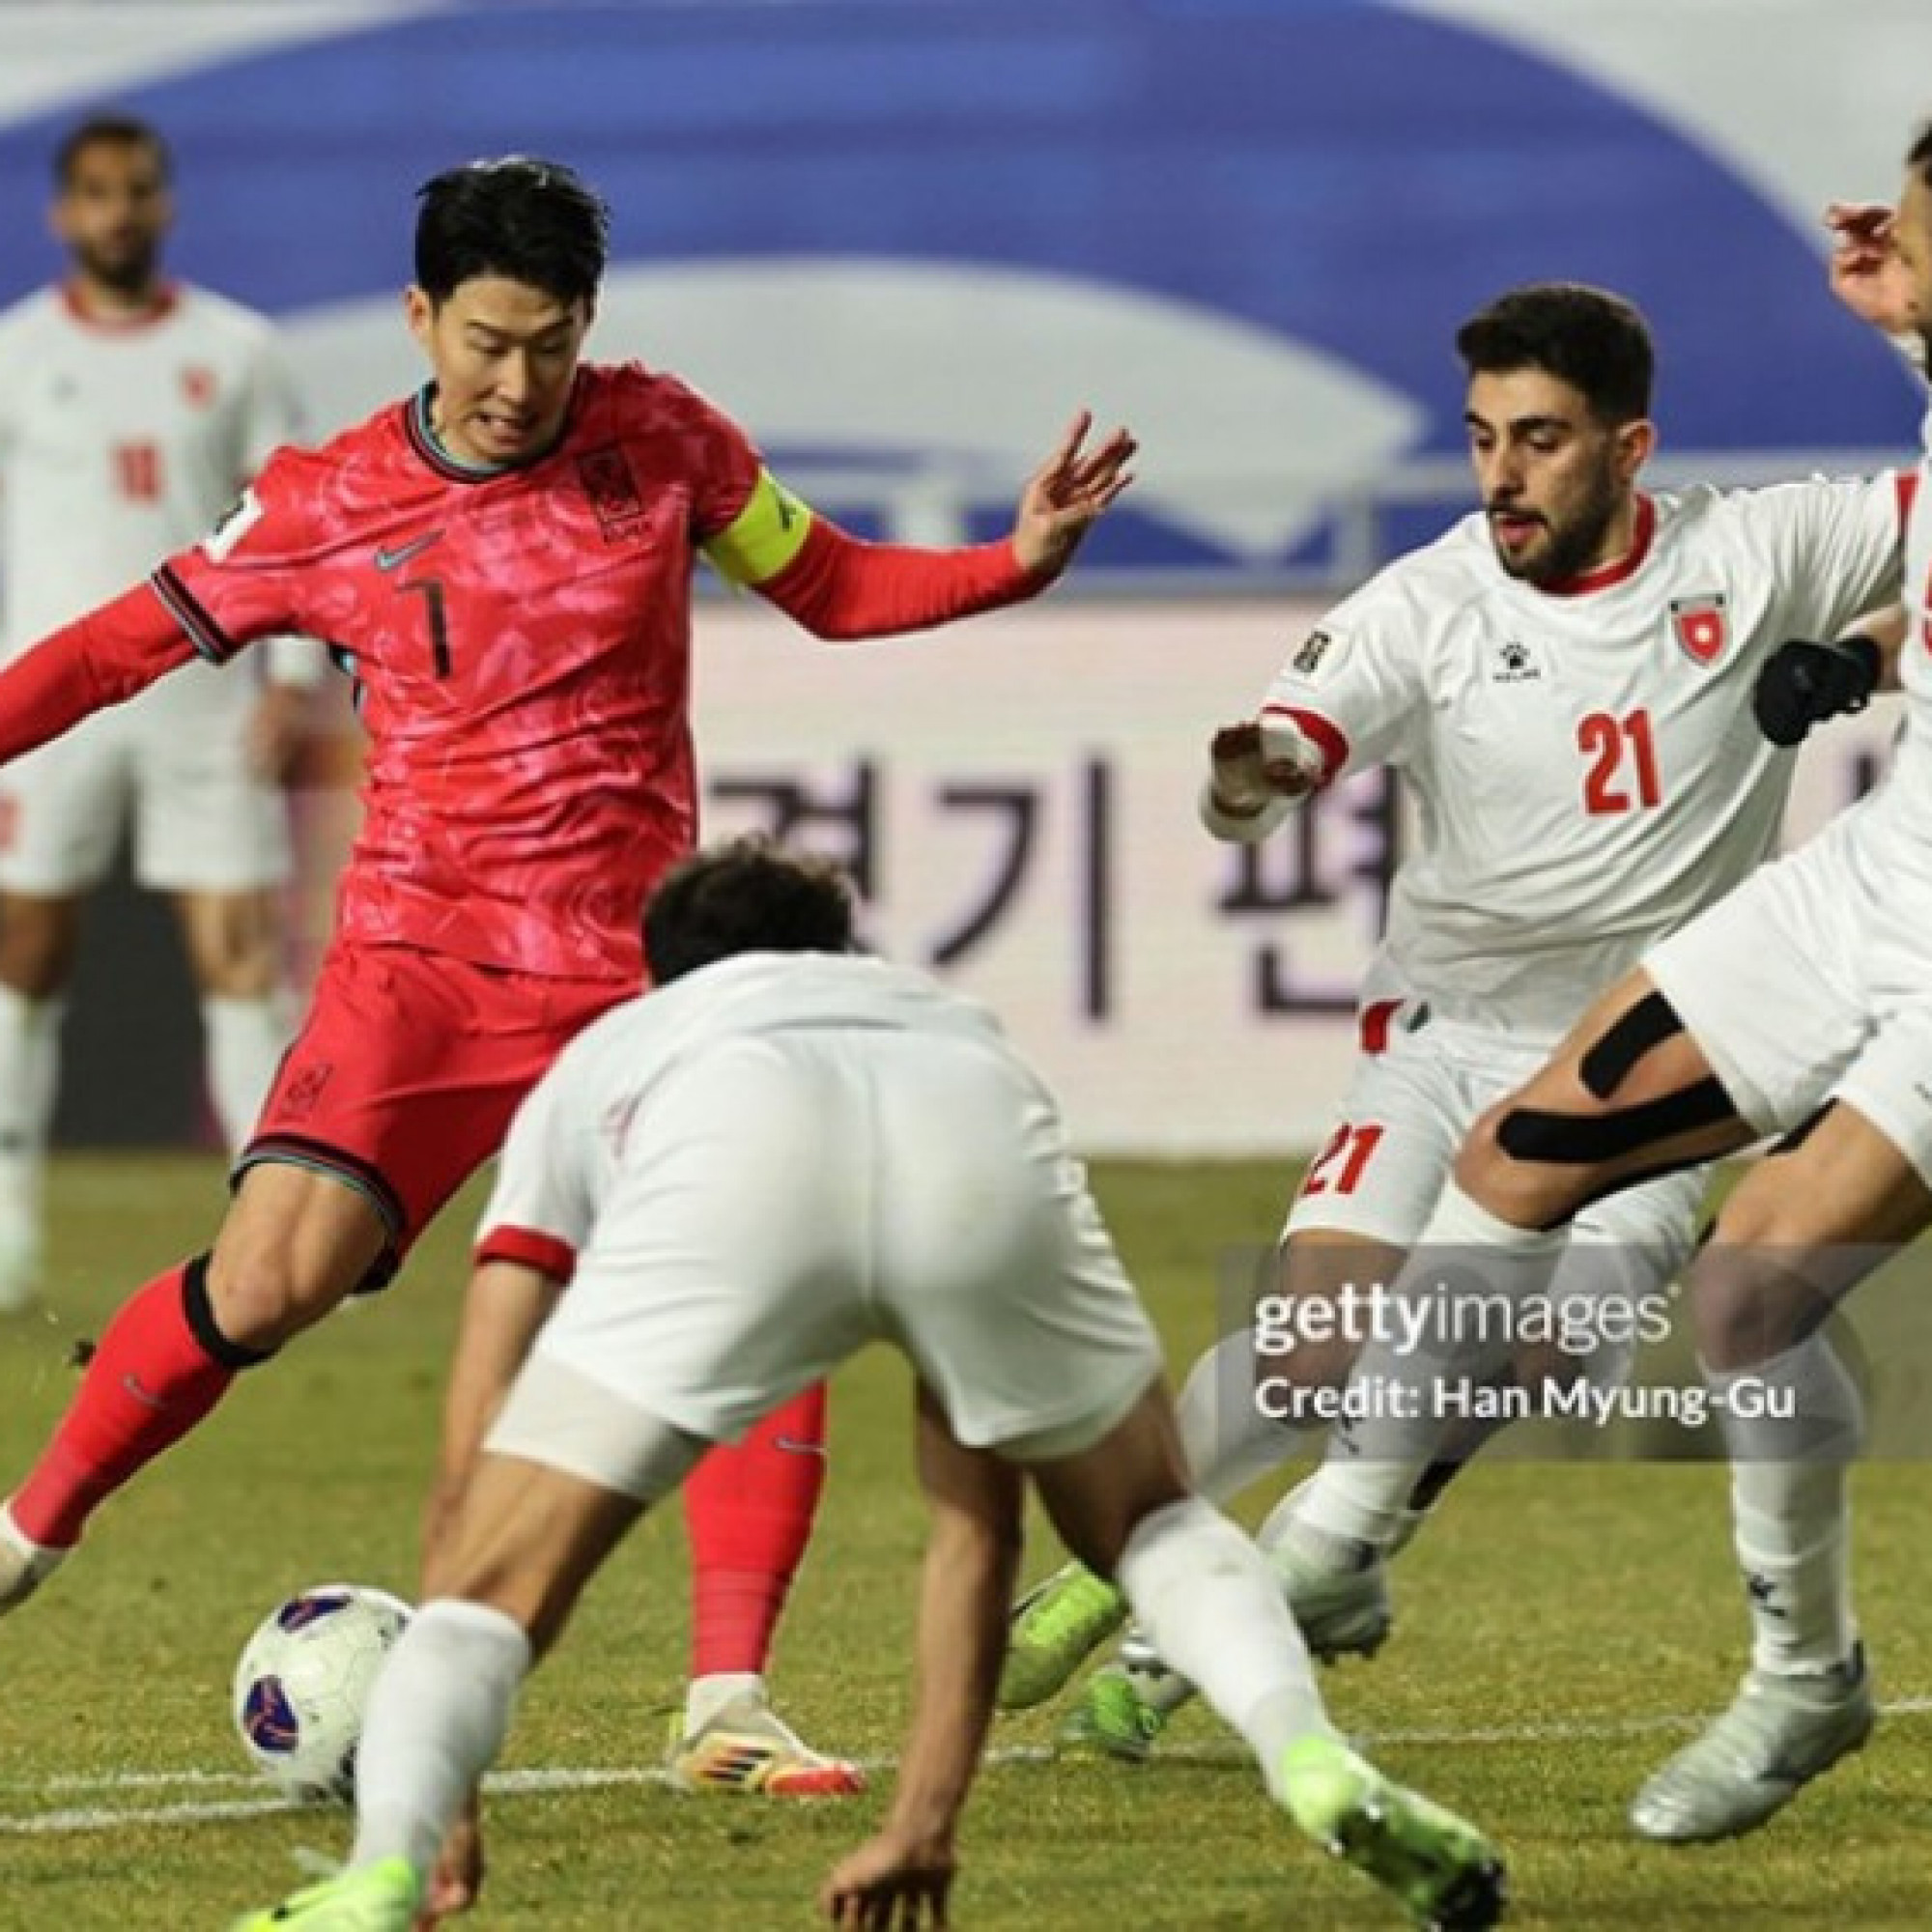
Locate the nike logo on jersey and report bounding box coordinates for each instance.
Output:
[373,531,444,572]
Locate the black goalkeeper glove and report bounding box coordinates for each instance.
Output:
[1751,635,1882,748]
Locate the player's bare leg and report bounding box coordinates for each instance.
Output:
[1630,1107,1928,1842]
[174,887,290,1156]
[1279,969,1754,1598]
[0,891,82,1311]
[0,1163,389,1608]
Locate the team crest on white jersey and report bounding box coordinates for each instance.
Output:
[1669,592,1728,667]
[1491,639,1542,683]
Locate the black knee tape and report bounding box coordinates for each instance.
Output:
[1496,1075,1736,1166]
[1577,991,1684,1100]
[1770,1102,1834,1159]
[181,1253,276,1371]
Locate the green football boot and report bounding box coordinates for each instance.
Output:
[997,1562,1127,1711]
[1057,1659,1191,1763]
[1278,1734,1506,1930]
[228,1856,421,1931]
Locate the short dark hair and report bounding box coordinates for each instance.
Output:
[1908,121,1932,191]
[54,114,171,189]
[1456,282,1654,423]
[644,838,858,985]
[413,156,608,308]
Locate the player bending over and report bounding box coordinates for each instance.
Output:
[231,839,1505,1932]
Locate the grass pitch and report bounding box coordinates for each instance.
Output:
[1,1155,1929,1928]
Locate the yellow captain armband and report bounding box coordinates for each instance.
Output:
[700,469,816,585]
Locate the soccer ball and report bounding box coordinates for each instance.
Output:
[232,1583,412,1804]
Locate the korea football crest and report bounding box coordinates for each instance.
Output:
[577,444,647,541]
[1668,592,1728,668]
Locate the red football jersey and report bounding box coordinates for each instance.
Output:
[154,362,761,981]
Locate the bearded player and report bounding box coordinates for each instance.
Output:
[1000,282,1908,1769]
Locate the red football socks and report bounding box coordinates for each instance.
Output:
[684,1381,829,1678]
[12,1262,241,1548]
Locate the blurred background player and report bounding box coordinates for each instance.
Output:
[233,838,1505,1932]
[0,113,320,1312]
[998,283,1910,1758]
[0,155,1133,1800]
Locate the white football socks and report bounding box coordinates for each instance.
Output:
[1289,1179,1568,1553]
[202,992,288,1155]
[0,985,62,1300]
[1115,1496,1336,1795]
[1707,1331,1863,1678]
[1177,1328,1315,1503]
[683,1670,766,1736]
[351,1599,532,1879]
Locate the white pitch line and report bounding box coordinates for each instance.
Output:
[6,1698,1930,1837]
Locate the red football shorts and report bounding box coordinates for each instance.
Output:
[242,941,627,1272]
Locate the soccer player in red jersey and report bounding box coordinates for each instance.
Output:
[0,156,1133,1826]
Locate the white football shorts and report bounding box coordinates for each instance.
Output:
[1284,1005,1707,1283]
[1646,799,1932,1187]
[0,672,289,895]
[488,1026,1165,1493]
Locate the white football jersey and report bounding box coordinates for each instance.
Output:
[0,280,309,719]
[1259,477,1907,1037]
[1863,412,1932,854]
[482,952,1030,1251]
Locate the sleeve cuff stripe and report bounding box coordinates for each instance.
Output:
[1260,702,1351,783]
[474,1225,578,1285]
[151,566,239,665]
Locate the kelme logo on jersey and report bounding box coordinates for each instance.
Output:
[1669,592,1729,668]
[1491,639,1542,683]
[1291,629,1337,677]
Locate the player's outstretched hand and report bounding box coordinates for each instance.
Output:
[821,1826,955,1929]
[1751,635,1882,748]
[1209,719,1321,814]
[1010,410,1136,579]
[1825,202,1922,336]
